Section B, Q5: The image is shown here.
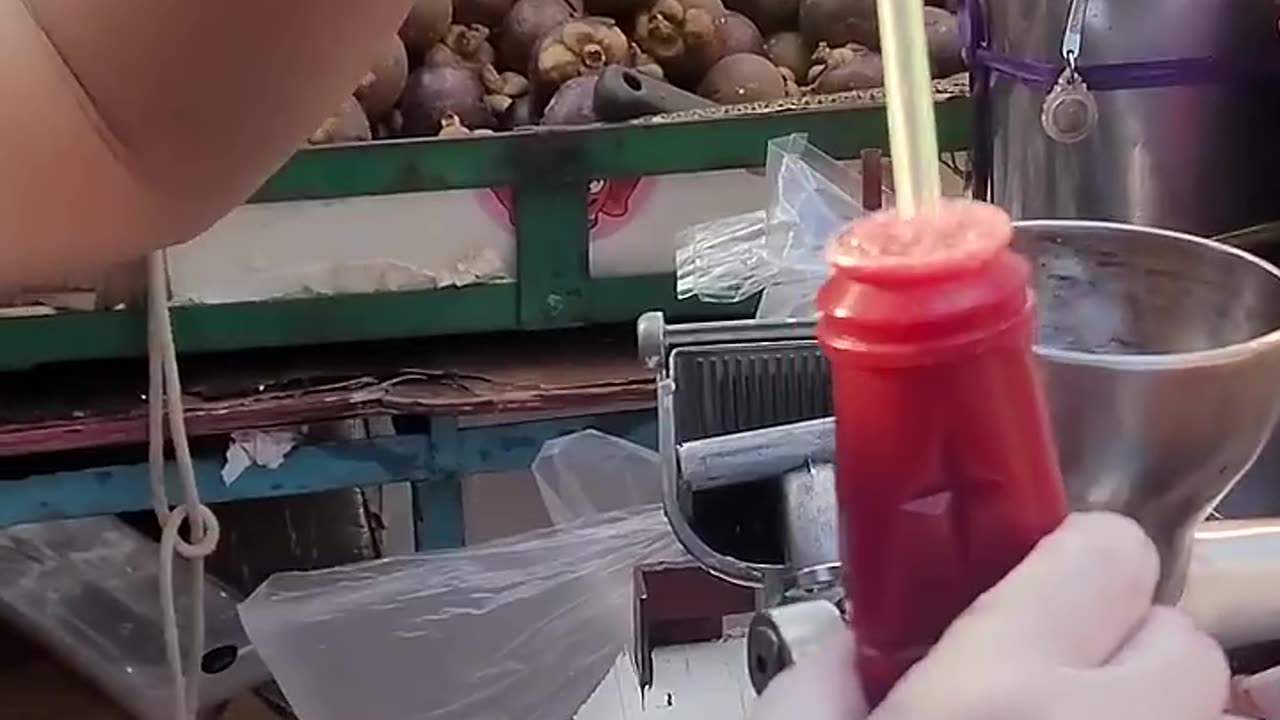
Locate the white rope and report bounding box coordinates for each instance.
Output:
[147,250,221,720]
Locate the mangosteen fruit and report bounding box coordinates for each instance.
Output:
[531,17,630,95]
[437,113,475,138]
[766,31,812,81]
[425,24,498,70]
[355,36,410,120]
[504,94,541,127]
[719,11,765,56]
[798,0,878,50]
[373,109,405,139]
[455,0,516,28]
[630,43,665,78]
[308,96,373,146]
[399,0,454,59]
[500,0,581,71]
[541,74,602,125]
[582,0,650,15]
[807,42,883,93]
[634,0,730,86]
[482,65,533,97]
[486,93,515,115]
[400,65,497,135]
[778,66,802,97]
[924,7,964,78]
[423,43,462,69]
[482,65,532,115]
[698,52,788,104]
[724,0,799,34]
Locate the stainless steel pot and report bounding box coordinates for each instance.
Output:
[978,0,1280,236]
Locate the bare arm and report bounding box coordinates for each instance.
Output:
[0,0,411,291]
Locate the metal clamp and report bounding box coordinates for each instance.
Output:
[1060,0,1090,78]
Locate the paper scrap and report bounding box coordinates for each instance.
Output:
[221,429,302,486]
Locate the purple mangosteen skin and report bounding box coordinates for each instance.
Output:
[541,74,601,125]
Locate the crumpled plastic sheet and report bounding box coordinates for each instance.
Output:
[532,429,664,526]
[674,133,866,319]
[240,430,685,720]
[0,516,266,720]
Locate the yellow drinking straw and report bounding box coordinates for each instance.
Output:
[875,0,943,215]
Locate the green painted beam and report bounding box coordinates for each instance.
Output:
[515,181,591,328]
[0,283,518,370]
[583,274,757,323]
[0,100,972,369]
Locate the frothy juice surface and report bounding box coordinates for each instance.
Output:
[816,200,1068,706]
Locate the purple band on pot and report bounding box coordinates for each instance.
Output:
[961,0,1280,201]
[962,0,1280,92]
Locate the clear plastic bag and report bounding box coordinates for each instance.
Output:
[532,429,663,525]
[674,210,771,304]
[0,516,267,720]
[239,508,683,720]
[240,432,685,720]
[674,133,866,318]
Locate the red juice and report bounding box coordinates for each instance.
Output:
[815,200,1068,707]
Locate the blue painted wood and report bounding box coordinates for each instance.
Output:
[0,410,659,531]
[409,413,656,550]
[416,417,465,550]
[453,412,657,473]
[414,474,465,551]
[0,436,428,528]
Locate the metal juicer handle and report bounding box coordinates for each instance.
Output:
[656,376,780,588]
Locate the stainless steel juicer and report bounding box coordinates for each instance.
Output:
[641,219,1280,692]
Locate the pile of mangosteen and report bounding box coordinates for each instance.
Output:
[308,0,965,144]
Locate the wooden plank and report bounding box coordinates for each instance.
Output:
[0,329,652,456]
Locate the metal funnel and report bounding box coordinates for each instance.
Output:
[1021,220,1280,601]
[641,220,1280,604]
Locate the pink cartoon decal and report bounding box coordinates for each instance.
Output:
[477,177,655,242]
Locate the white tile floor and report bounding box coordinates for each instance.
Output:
[576,635,755,720]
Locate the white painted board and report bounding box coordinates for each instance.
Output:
[576,636,755,720]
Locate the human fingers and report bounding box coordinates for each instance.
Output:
[1034,607,1228,720]
[1231,665,1280,718]
[749,631,868,720]
[931,512,1160,669]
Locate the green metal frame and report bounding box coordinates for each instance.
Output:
[0,99,970,370]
